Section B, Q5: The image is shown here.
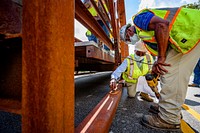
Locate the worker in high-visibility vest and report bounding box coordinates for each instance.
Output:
[120,7,200,131]
[83,0,110,44]
[110,40,155,102]
[188,58,200,88]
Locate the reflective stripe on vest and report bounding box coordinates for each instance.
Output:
[132,8,200,55]
[122,54,152,83]
[129,56,135,79]
[145,54,153,70]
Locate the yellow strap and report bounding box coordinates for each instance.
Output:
[145,54,151,70]
[129,58,134,79]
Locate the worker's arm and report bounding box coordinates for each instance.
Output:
[148,16,171,74]
[110,59,128,90]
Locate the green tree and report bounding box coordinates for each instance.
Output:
[182,0,200,9]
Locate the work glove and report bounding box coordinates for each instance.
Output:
[110,78,117,90]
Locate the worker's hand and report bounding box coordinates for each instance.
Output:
[152,56,171,75]
[110,79,117,90]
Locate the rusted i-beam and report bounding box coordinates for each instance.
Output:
[75,0,113,50]
[75,85,122,133]
[107,0,121,66]
[117,0,128,62]
[117,0,126,27]
[98,0,112,28]
[90,0,112,37]
[107,0,117,39]
[22,0,74,132]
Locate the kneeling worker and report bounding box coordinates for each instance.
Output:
[110,40,154,101]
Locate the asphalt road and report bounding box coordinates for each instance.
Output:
[109,75,200,133]
[75,72,111,127]
[0,72,199,133]
[75,72,200,133]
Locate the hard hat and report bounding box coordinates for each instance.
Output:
[134,40,147,52]
[119,24,131,41]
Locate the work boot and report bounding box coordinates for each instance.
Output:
[149,105,159,114]
[188,83,200,88]
[194,94,200,97]
[149,105,183,119]
[140,92,153,102]
[141,114,181,132]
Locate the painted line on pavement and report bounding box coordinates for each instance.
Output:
[181,104,200,133]
[181,119,195,133]
[182,104,200,121]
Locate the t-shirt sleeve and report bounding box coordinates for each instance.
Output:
[133,11,154,31]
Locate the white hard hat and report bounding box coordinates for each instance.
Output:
[119,24,131,41]
[134,40,147,52]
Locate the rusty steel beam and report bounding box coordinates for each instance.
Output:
[90,0,113,37]
[0,0,21,34]
[2,33,22,39]
[114,39,121,66]
[98,0,112,30]
[22,0,74,132]
[75,41,115,63]
[104,0,110,16]
[75,0,114,50]
[0,98,21,114]
[107,0,121,65]
[117,0,126,27]
[117,0,127,64]
[115,0,128,64]
[107,0,117,39]
[116,18,122,64]
[75,85,122,132]
[120,41,129,61]
[116,18,120,41]
[99,0,111,23]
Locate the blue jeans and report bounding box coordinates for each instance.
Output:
[87,34,97,43]
[193,59,200,85]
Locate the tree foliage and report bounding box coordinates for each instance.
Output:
[182,0,200,9]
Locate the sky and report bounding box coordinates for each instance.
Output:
[125,0,198,23]
[75,0,198,53]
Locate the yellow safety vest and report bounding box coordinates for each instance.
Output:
[122,54,153,83]
[132,7,200,56]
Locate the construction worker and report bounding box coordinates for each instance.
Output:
[83,0,110,44]
[110,40,155,102]
[120,7,200,131]
[188,58,200,88]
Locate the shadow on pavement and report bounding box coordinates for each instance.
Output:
[185,99,200,106]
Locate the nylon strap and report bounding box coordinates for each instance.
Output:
[145,54,151,70]
[129,56,134,79]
